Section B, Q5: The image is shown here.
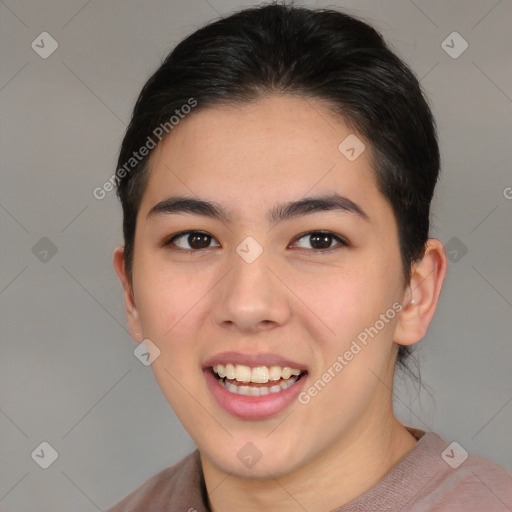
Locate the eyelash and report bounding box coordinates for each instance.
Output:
[162,230,349,253]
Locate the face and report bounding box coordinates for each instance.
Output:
[117,95,411,478]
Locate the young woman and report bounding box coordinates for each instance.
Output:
[108,4,512,511]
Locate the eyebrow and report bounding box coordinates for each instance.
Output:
[146,193,369,224]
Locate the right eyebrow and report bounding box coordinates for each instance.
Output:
[146,196,232,222]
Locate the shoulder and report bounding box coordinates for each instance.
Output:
[105,450,206,512]
[340,430,512,512]
[430,450,512,510]
[408,432,512,511]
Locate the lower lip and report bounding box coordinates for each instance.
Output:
[203,368,308,420]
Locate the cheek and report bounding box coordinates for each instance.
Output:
[288,259,402,376]
[134,252,206,330]
[134,265,207,408]
[289,264,386,336]
[134,259,230,375]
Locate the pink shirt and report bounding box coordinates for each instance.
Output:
[107,429,512,511]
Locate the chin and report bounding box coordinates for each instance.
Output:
[198,435,308,480]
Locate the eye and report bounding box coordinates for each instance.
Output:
[163,230,347,252]
[164,231,220,251]
[290,231,348,251]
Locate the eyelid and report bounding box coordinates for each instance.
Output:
[163,230,220,251]
[289,230,349,251]
[163,230,349,252]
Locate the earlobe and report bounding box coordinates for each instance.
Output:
[113,246,143,343]
[394,238,447,347]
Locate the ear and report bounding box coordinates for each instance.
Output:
[113,246,143,343]
[394,238,447,347]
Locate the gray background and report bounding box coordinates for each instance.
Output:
[1,0,511,510]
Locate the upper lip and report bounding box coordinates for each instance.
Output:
[203,351,308,371]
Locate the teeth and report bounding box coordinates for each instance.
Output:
[281,367,292,379]
[219,376,298,396]
[251,366,269,383]
[225,364,236,380]
[212,363,303,383]
[249,386,260,396]
[238,385,251,395]
[269,366,282,381]
[235,365,252,383]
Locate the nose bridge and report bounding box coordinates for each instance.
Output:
[214,241,291,331]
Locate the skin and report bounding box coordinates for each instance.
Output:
[113,94,447,511]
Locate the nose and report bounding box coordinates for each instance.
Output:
[213,249,292,334]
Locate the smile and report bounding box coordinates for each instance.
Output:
[203,354,309,419]
[211,363,305,396]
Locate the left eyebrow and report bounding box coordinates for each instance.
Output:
[146,193,369,223]
[269,193,369,223]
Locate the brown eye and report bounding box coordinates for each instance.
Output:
[166,231,220,251]
[187,232,212,249]
[292,231,347,251]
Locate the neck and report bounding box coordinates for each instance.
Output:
[201,413,417,512]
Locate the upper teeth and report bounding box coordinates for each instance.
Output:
[212,364,302,383]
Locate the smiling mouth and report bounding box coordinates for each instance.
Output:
[209,364,307,397]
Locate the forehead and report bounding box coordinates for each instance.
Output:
[139,95,387,222]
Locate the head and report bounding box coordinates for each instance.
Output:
[113,4,446,478]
